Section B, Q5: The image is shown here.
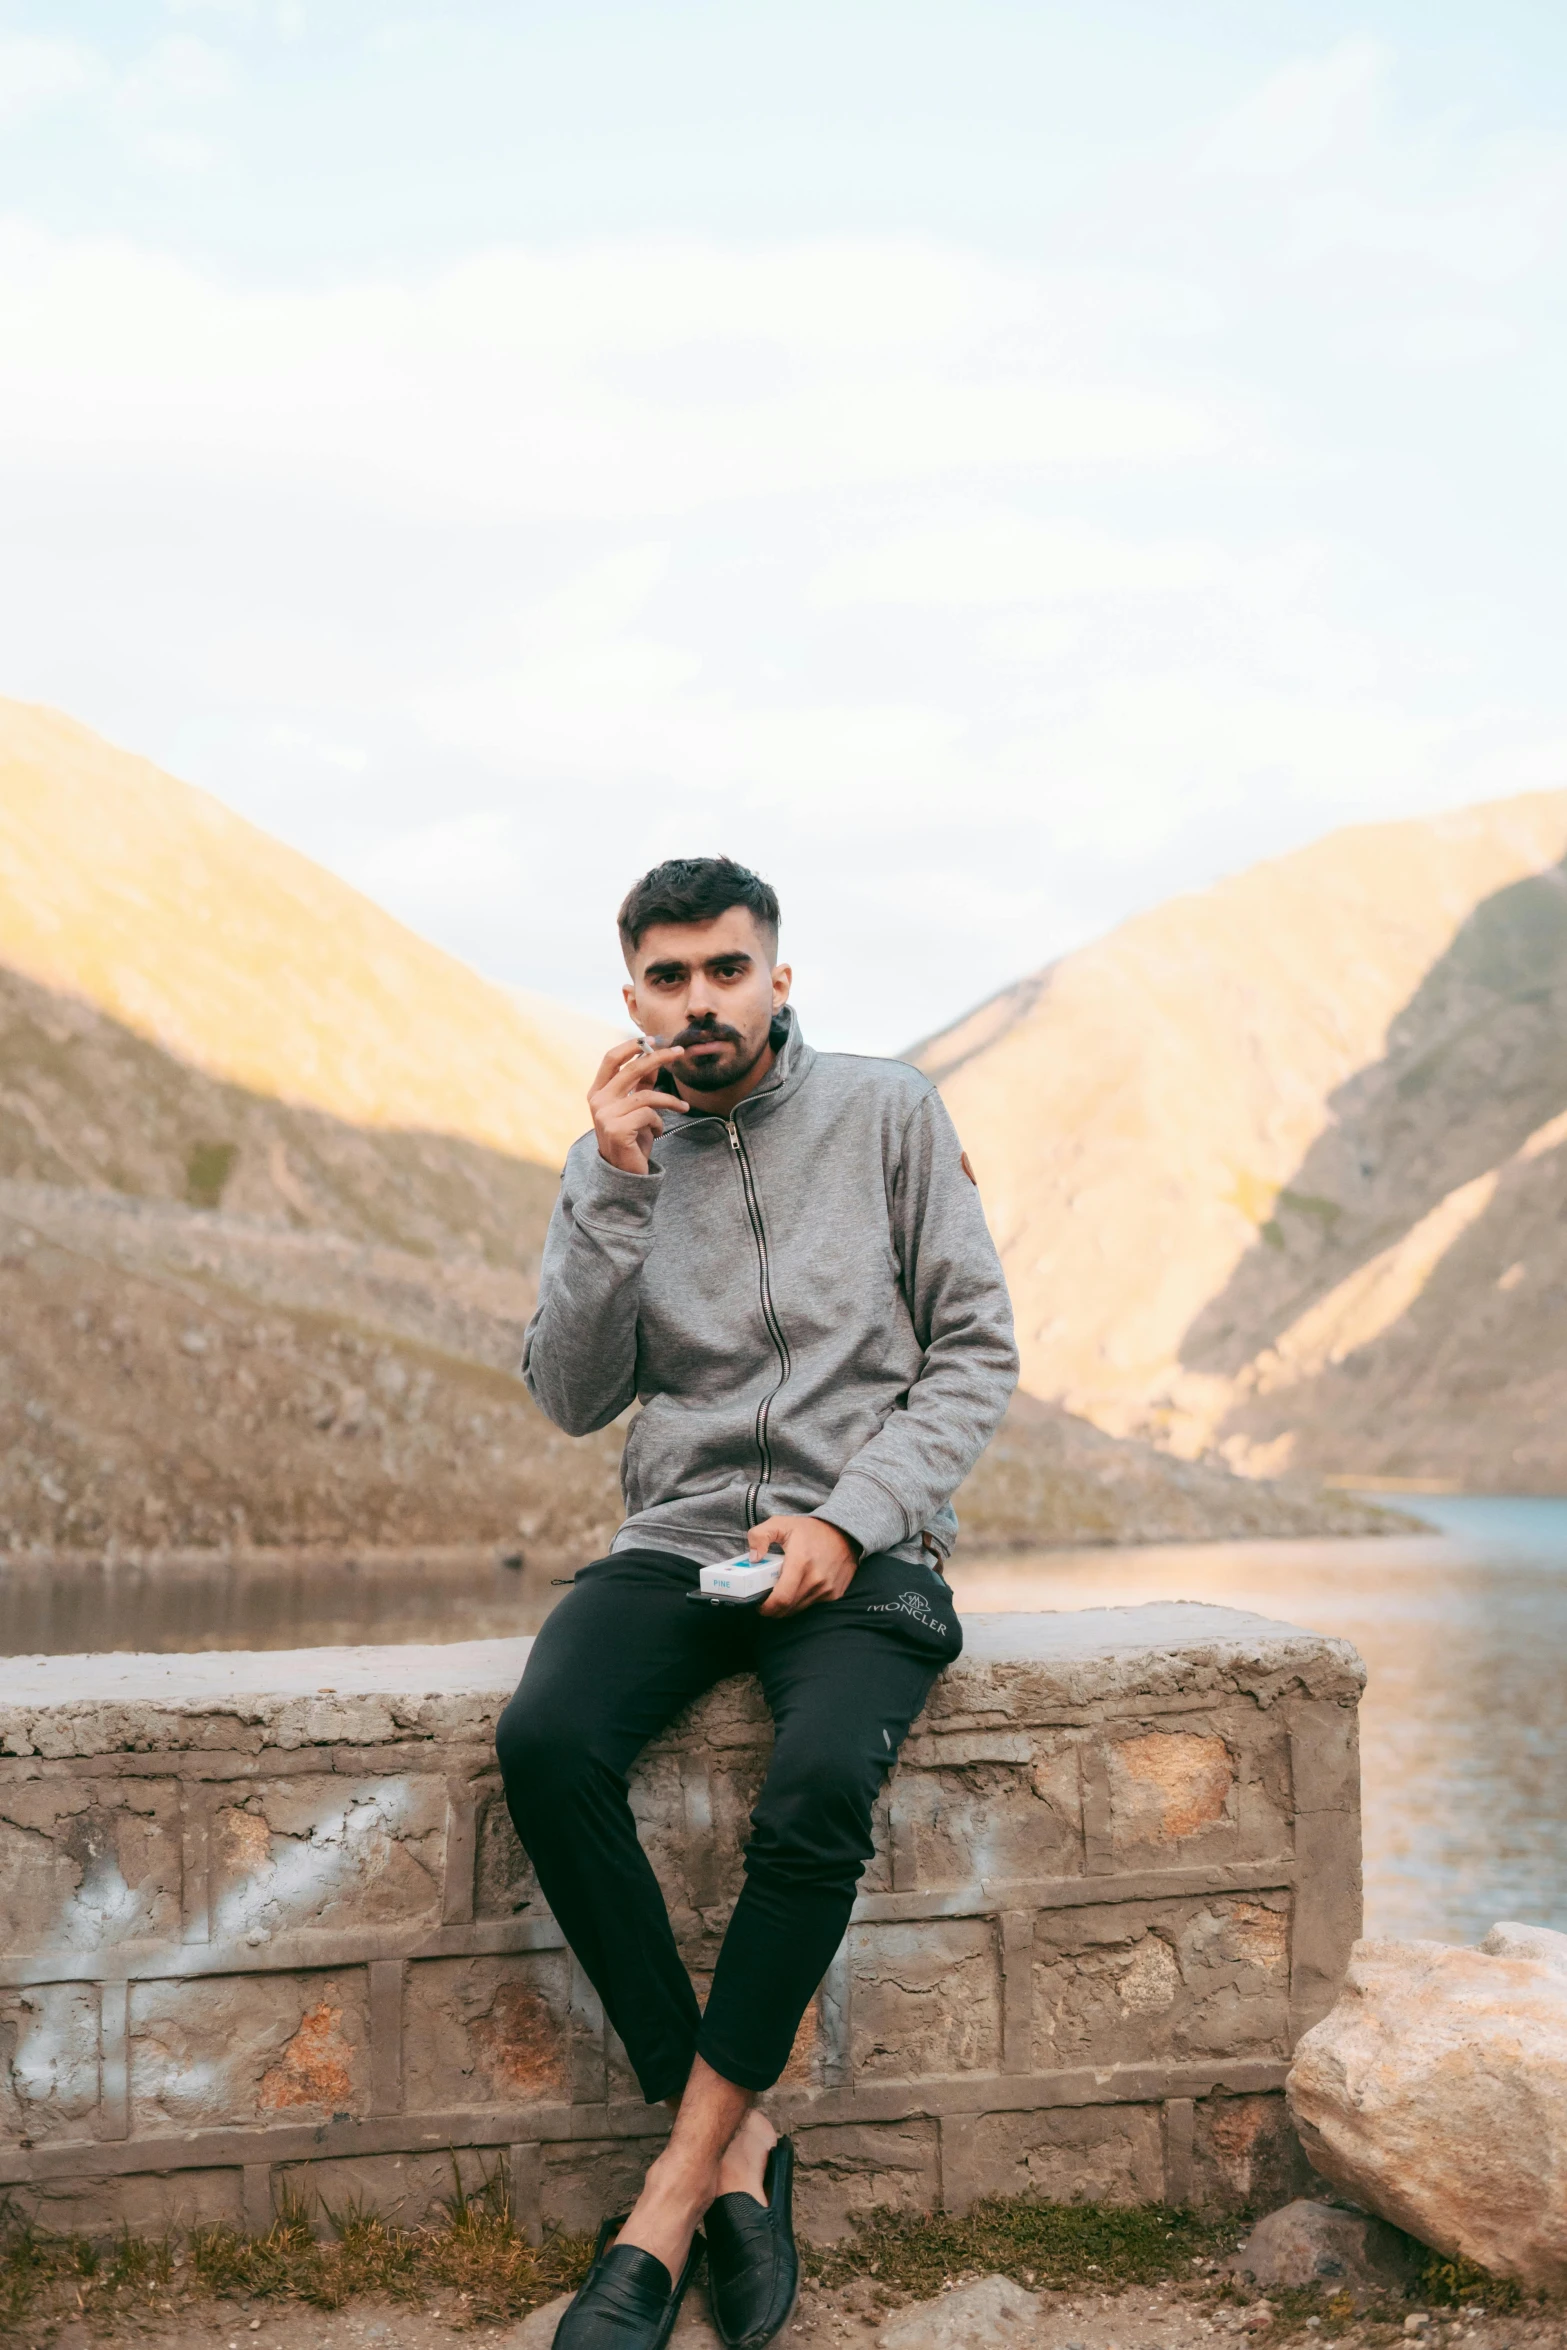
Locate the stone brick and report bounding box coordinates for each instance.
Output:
[1109,1732,1234,1846]
[18,2166,244,2237]
[403,1954,572,2111]
[941,2102,1165,2211]
[1288,1698,1361,1819]
[791,2120,940,2240]
[209,1773,446,1940]
[627,1749,699,1934]
[604,2012,642,2106]
[629,1748,767,1951]
[891,1734,1082,1888]
[1192,2090,1309,2213]
[129,1971,370,2131]
[776,1991,825,2089]
[277,2148,503,2233]
[0,1981,101,2141]
[849,1920,1001,2078]
[542,2135,660,2234]
[1102,1721,1290,1866]
[623,1961,830,2096]
[474,1779,542,1922]
[0,1775,181,1953]
[1032,1895,1291,2071]
[859,1782,895,1895]
[652,1671,773,1757]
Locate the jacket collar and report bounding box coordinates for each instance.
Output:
[658,1004,814,1134]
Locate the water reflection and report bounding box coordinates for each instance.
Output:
[2,1498,1563,1947]
[0,1549,563,1658]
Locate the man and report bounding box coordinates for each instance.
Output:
[496,857,1017,2350]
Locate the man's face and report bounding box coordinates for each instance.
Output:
[623,907,790,1095]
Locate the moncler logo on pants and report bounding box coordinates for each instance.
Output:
[867,1589,950,1637]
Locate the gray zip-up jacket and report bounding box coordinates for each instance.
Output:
[520,1008,1019,1565]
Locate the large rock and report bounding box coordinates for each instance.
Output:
[876,2275,1041,2350]
[511,2288,721,2349]
[1227,2199,1420,2303]
[511,2293,572,2349]
[1287,1922,1567,2289]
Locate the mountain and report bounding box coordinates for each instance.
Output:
[0,696,1400,1560]
[918,790,1567,1490]
[0,696,609,1169]
[0,696,632,1563]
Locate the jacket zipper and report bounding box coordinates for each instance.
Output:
[726,1115,792,1523]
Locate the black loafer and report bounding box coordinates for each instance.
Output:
[704,2136,798,2350]
[553,2212,703,2350]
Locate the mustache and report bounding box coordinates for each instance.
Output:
[673,1021,742,1050]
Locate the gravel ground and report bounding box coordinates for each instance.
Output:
[11,2276,1562,2350]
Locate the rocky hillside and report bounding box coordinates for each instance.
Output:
[919,791,1567,1491]
[0,1182,624,1564]
[0,698,624,1564]
[0,1174,1395,1562]
[0,697,1404,1558]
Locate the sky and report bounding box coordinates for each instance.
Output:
[2,4,1566,1051]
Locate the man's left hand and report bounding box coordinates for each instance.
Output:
[750,1515,860,1617]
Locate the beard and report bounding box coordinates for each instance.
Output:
[673,1022,769,1093]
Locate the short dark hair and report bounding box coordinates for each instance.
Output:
[617,856,781,960]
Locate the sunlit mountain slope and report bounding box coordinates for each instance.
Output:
[920,791,1567,1488]
[0,696,613,1168]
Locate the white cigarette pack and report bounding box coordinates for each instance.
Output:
[697,1555,782,1602]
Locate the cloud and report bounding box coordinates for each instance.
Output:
[0,29,238,176]
[268,723,368,775]
[394,521,1494,870]
[0,227,1238,529]
[1286,155,1567,285]
[354,811,527,920]
[0,35,103,121]
[812,517,1239,610]
[1198,39,1567,293]
[1202,38,1387,178]
[118,34,237,110]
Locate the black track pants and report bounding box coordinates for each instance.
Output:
[495,1547,961,2100]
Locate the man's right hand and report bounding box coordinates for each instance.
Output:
[590,1040,688,1174]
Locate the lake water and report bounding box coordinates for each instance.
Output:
[2,1495,1563,1948]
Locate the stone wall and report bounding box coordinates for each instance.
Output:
[0,1604,1362,2238]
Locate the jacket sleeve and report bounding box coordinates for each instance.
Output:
[519,1141,662,1435]
[813,1088,1019,1556]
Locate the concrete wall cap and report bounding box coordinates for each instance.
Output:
[0,1605,1363,1759]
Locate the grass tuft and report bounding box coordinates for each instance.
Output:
[1419,2250,1525,2315]
[803,2197,1245,2302]
[0,2167,592,2339]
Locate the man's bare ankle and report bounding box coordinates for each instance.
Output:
[650,2146,719,2191]
[714,2105,778,2203]
[630,2182,710,2226]
[616,2175,709,2274]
